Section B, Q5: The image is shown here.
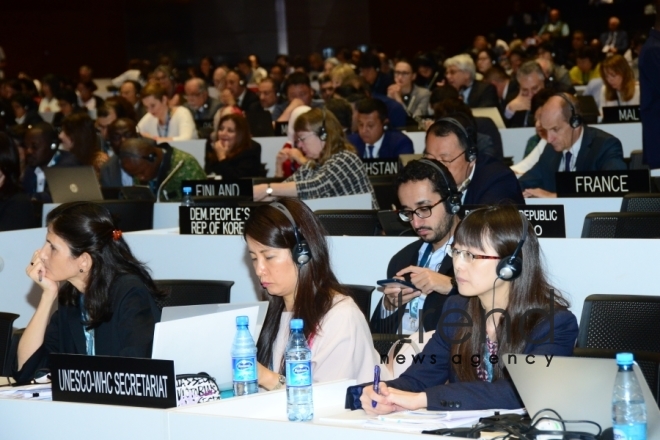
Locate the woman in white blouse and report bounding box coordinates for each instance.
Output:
[137,83,197,142]
[599,54,640,110]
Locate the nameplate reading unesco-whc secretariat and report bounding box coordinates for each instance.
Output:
[50,354,177,408]
[556,170,650,198]
[181,179,253,198]
[180,205,251,235]
[462,205,566,238]
[361,159,399,176]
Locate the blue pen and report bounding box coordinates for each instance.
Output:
[372,365,380,408]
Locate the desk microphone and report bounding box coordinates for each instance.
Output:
[156,160,184,203]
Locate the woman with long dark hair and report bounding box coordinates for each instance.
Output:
[244,197,377,390]
[15,202,163,383]
[360,205,578,412]
[205,113,262,179]
[60,112,108,173]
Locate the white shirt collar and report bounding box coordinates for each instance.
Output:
[370,133,385,158]
[559,127,584,172]
[460,161,477,203]
[237,89,246,106]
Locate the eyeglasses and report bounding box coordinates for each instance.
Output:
[393,70,412,76]
[398,199,445,222]
[296,133,317,144]
[450,248,501,263]
[424,150,464,166]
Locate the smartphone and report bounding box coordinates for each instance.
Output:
[376,278,416,289]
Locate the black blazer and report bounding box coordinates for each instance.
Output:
[463,154,525,206]
[519,126,627,192]
[467,81,499,108]
[239,89,260,113]
[475,117,503,160]
[205,140,263,179]
[13,274,161,383]
[370,240,456,334]
[99,155,124,188]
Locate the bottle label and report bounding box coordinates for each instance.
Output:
[286,360,312,387]
[232,356,257,382]
[613,423,647,440]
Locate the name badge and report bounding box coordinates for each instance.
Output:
[50,354,176,408]
[556,170,650,197]
[601,106,641,124]
[182,179,253,198]
[461,205,566,238]
[180,205,251,235]
[361,159,399,175]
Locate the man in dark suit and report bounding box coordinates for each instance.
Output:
[225,70,259,113]
[359,52,393,96]
[444,54,498,108]
[520,94,627,197]
[423,114,524,205]
[370,159,459,334]
[100,118,140,188]
[600,16,629,56]
[183,78,222,139]
[274,72,324,123]
[120,80,146,121]
[484,65,519,114]
[503,61,546,128]
[347,98,414,159]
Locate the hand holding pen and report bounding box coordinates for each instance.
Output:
[372,365,380,408]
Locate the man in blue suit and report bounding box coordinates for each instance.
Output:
[520,94,627,197]
[347,98,414,159]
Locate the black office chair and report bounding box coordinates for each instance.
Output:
[620,193,660,213]
[314,210,381,236]
[378,210,416,237]
[628,150,649,171]
[581,212,660,238]
[96,200,155,232]
[0,312,19,377]
[342,284,374,322]
[154,280,234,310]
[370,178,399,211]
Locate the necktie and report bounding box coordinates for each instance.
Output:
[564,151,572,172]
[366,145,374,159]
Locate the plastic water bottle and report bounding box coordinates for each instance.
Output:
[181,186,194,207]
[285,319,313,421]
[612,352,647,440]
[231,316,258,396]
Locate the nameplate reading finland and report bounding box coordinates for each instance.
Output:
[182,179,253,198]
[180,206,251,235]
[462,204,566,238]
[50,354,176,409]
[602,106,641,124]
[361,159,399,175]
[556,170,650,197]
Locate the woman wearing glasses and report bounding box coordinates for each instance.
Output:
[360,204,578,412]
[252,108,378,208]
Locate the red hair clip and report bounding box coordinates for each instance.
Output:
[112,230,123,241]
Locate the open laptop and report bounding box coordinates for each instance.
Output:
[506,355,660,436]
[152,302,268,390]
[44,166,104,203]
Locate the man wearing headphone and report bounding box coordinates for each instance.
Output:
[225,70,259,113]
[371,159,460,335]
[519,93,626,198]
[423,114,524,205]
[120,80,146,120]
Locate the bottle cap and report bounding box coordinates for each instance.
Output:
[290,319,303,330]
[236,316,249,326]
[616,352,634,366]
[183,186,192,195]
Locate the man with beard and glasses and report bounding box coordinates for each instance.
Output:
[370,159,460,335]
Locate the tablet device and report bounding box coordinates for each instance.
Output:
[376,278,416,289]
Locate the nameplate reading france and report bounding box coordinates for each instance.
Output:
[182,179,253,198]
[180,206,251,235]
[362,159,399,175]
[602,106,641,124]
[462,205,565,238]
[50,354,176,409]
[556,170,649,197]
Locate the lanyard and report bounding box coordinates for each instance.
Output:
[157,110,171,138]
[79,295,95,356]
[418,244,434,268]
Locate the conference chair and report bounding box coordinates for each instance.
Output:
[369,175,399,211]
[97,199,155,232]
[341,284,374,322]
[620,193,660,213]
[0,312,19,378]
[628,150,648,171]
[314,210,381,236]
[378,210,416,237]
[581,212,660,238]
[154,280,234,310]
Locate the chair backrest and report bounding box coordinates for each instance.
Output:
[341,284,374,322]
[154,280,234,310]
[97,199,155,232]
[370,180,399,211]
[577,294,660,352]
[629,150,649,171]
[621,193,660,213]
[0,312,19,377]
[581,212,660,238]
[314,210,380,236]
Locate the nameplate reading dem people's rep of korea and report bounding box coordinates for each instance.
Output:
[556,170,650,197]
[182,179,254,198]
[50,353,177,408]
[180,206,251,235]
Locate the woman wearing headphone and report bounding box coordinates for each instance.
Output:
[360,205,578,412]
[252,108,378,208]
[244,198,379,390]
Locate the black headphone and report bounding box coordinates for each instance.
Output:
[317,108,328,141]
[437,117,477,162]
[555,93,582,129]
[270,202,311,266]
[495,212,529,281]
[418,159,462,215]
[145,152,157,162]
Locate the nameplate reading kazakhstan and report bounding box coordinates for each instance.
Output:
[182,179,253,198]
[602,106,641,124]
[556,170,649,197]
[461,204,566,238]
[50,354,176,409]
[361,159,399,175]
[180,206,251,235]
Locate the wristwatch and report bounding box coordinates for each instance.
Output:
[266,183,273,196]
[273,374,285,390]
